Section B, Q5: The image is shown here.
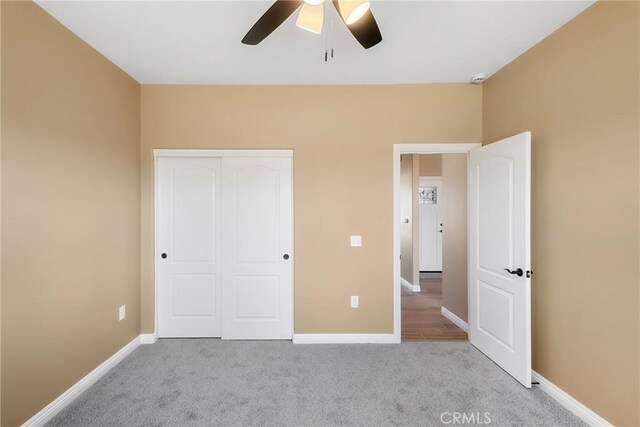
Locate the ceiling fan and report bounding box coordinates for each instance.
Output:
[241,0,382,49]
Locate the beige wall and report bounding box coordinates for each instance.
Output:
[0,2,3,422]
[1,3,141,426]
[400,154,414,283]
[483,2,639,425]
[418,154,442,177]
[441,154,467,321]
[400,154,420,286]
[411,155,419,286]
[141,84,482,334]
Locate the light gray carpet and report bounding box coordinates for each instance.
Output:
[48,340,584,426]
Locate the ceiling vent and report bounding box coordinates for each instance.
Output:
[470,73,488,84]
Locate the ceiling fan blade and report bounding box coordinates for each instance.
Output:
[333,1,382,49]
[242,1,304,45]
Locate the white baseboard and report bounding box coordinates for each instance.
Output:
[139,333,158,344]
[293,334,398,344]
[436,309,609,426]
[22,336,142,427]
[531,371,612,427]
[400,277,421,292]
[441,306,469,332]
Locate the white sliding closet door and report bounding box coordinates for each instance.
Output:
[221,157,293,339]
[157,157,222,337]
[157,153,293,340]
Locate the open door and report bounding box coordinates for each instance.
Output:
[468,132,532,387]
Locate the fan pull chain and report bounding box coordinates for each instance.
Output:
[331,13,334,59]
[324,2,329,62]
[324,8,335,62]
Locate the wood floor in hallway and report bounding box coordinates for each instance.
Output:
[401,277,468,342]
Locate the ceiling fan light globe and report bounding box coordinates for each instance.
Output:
[339,0,370,25]
[304,0,324,5]
[296,2,324,35]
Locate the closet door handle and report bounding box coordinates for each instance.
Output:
[283,254,290,260]
[161,253,167,259]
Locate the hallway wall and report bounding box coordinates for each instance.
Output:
[418,154,442,177]
[440,154,468,322]
[400,154,415,284]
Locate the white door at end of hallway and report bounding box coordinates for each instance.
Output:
[419,178,443,272]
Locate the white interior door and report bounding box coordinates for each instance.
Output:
[468,132,532,387]
[158,157,222,337]
[221,156,293,339]
[419,179,443,271]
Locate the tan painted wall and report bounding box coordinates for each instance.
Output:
[0,2,3,422]
[482,2,639,425]
[411,155,419,286]
[400,154,414,283]
[141,84,482,334]
[400,154,420,286]
[418,154,442,177]
[1,3,141,426]
[441,154,467,321]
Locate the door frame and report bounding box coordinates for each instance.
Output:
[392,144,480,343]
[152,149,294,340]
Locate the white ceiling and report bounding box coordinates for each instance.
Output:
[36,0,594,85]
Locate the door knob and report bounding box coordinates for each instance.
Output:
[283,254,290,260]
[161,253,167,259]
[504,268,523,277]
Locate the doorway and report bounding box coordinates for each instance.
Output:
[399,152,469,342]
[393,143,480,345]
[154,149,293,340]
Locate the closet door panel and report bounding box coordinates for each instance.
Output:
[157,157,222,337]
[221,156,293,339]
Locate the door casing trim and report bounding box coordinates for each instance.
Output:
[153,149,293,158]
[392,143,480,343]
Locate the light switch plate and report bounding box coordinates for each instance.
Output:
[351,296,359,308]
[350,235,362,247]
[119,305,126,321]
